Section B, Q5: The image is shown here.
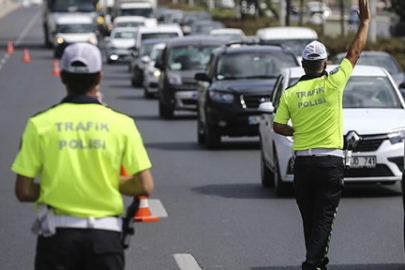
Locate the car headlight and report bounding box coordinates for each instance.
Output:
[209,91,234,103]
[152,70,161,77]
[167,73,182,85]
[89,36,97,44]
[388,127,405,144]
[56,37,64,44]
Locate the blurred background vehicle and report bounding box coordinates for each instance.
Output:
[218,0,235,9]
[112,0,157,20]
[195,43,299,149]
[134,25,183,50]
[256,27,318,62]
[113,16,146,28]
[190,20,223,36]
[143,43,165,98]
[333,51,405,88]
[53,14,98,58]
[156,36,227,119]
[105,27,137,64]
[210,28,246,42]
[179,11,212,35]
[129,38,166,86]
[306,1,332,25]
[259,65,405,196]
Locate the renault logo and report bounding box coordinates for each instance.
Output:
[346,131,360,149]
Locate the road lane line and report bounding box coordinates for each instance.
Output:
[14,9,41,46]
[149,199,168,218]
[173,254,202,270]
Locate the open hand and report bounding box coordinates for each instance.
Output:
[357,0,371,23]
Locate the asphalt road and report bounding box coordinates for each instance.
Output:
[0,6,404,270]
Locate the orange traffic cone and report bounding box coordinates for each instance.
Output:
[7,41,14,54]
[23,49,31,63]
[52,59,60,76]
[134,196,159,223]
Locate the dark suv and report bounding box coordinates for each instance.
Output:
[195,43,299,148]
[155,36,227,119]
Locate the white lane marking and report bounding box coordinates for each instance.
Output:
[4,54,10,59]
[14,9,41,46]
[149,199,168,218]
[0,58,6,65]
[174,254,202,270]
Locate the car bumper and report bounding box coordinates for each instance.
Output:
[276,138,404,183]
[144,75,159,93]
[174,91,198,110]
[206,105,262,137]
[106,49,131,62]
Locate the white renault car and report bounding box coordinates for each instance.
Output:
[259,65,405,196]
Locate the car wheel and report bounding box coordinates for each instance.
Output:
[197,117,205,145]
[159,100,173,119]
[273,149,289,196]
[261,147,274,188]
[205,124,220,149]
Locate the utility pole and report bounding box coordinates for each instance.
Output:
[285,0,291,26]
[368,0,377,42]
[340,0,345,37]
[280,0,286,26]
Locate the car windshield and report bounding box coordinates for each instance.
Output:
[139,43,156,57]
[113,31,136,39]
[288,76,401,109]
[120,8,154,18]
[57,24,95,33]
[151,48,163,61]
[263,39,314,56]
[216,53,297,80]
[334,55,402,75]
[116,22,144,28]
[51,0,96,12]
[168,45,218,71]
[141,32,179,41]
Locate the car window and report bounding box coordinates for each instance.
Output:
[151,47,163,61]
[120,8,154,18]
[141,32,179,41]
[116,22,144,28]
[343,76,402,108]
[139,43,155,56]
[113,31,136,39]
[57,24,95,33]
[167,45,218,71]
[216,52,297,80]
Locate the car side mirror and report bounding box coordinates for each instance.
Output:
[141,56,150,63]
[399,82,405,89]
[195,72,210,82]
[258,102,274,114]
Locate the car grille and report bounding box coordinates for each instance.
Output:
[240,94,271,109]
[345,164,394,177]
[182,99,197,105]
[344,134,387,152]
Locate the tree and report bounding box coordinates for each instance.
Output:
[285,0,291,26]
[298,0,304,26]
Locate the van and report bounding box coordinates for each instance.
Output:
[256,27,318,62]
[134,25,183,50]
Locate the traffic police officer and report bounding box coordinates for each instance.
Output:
[273,1,370,269]
[12,43,154,270]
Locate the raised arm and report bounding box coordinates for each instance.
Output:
[346,0,371,67]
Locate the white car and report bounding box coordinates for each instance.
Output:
[210,28,246,42]
[113,16,146,29]
[256,27,318,62]
[143,43,165,98]
[105,28,137,63]
[259,65,405,196]
[54,15,98,58]
[134,25,183,50]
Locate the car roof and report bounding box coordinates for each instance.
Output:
[141,38,168,45]
[210,28,244,35]
[111,27,138,34]
[120,2,152,8]
[114,16,146,22]
[335,51,391,59]
[137,25,182,33]
[256,27,318,40]
[216,44,295,55]
[165,35,228,47]
[287,65,389,79]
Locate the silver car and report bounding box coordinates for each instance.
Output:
[143,43,165,98]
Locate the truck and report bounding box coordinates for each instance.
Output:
[112,0,157,23]
[42,0,98,47]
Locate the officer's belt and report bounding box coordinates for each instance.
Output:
[32,204,122,237]
[295,148,344,158]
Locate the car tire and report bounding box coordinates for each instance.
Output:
[273,149,289,196]
[159,100,173,119]
[205,124,220,149]
[197,117,205,145]
[261,148,274,188]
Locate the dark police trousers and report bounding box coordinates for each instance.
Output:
[35,228,124,270]
[293,155,344,270]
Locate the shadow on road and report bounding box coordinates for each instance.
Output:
[252,264,405,270]
[342,183,401,198]
[192,183,278,199]
[144,141,199,151]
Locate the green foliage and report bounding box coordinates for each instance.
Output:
[211,9,238,20]
[390,0,405,21]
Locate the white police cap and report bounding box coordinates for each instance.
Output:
[302,41,327,61]
[61,43,102,74]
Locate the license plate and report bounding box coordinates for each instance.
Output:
[248,116,261,125]
[350,156,377,168]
